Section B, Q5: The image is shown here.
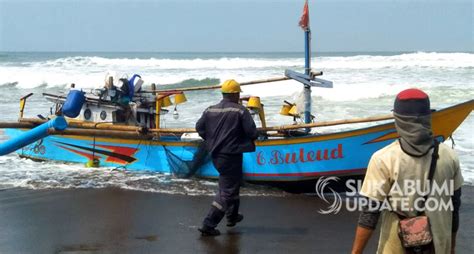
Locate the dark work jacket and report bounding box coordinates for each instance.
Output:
[196,98,258,155]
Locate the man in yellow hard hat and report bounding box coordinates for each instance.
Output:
[196,79,258,236]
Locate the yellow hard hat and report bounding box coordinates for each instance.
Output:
[221,79,242,93]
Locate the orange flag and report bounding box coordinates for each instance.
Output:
[298,0,310,30]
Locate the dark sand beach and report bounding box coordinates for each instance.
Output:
[0,186,472,254]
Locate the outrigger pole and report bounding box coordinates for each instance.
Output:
[4,113,395,139]
[140,76,292,94]
[0,116,67,156]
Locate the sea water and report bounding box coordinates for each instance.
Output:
[0,52,472,194]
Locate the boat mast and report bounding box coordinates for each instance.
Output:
[284,0,332,130]
[303,11,312,125]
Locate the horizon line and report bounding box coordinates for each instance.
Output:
[1,50,473,54]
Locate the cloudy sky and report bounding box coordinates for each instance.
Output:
[0,0,472,52]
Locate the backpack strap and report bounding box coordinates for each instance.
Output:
[417,140,439,216]
[391,140,439,218]
[427,140,439,182]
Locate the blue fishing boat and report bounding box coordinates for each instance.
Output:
[3,98,472,182]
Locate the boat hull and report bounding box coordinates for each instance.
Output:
[5,100,473,182]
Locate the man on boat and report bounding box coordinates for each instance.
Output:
[196,79,258,236]
[351,88,463,253]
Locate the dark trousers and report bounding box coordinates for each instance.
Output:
[202,153,243,228]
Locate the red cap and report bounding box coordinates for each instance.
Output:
[394,88,431,116]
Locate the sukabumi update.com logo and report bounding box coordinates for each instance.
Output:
[315,177,456,214]
[315,176,342,214]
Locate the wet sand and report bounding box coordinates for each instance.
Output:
[0,186,472,254]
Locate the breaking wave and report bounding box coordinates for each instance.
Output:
[8,52,474,69]
[0,52,472,89]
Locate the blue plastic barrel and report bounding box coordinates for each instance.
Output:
[62,90,85,118]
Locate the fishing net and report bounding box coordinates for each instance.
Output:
[163,141,210,178]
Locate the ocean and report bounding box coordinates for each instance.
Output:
[0,51,472,193]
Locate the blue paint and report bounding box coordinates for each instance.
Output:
[62,90,85,118]
[4,122,398,181]
[304,30,311,75]
[0,116,68,156]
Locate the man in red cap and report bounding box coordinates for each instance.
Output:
[352,88,463,253]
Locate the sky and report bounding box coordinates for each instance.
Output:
[0,0,472,52]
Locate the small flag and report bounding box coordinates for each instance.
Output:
[298,0,310,30]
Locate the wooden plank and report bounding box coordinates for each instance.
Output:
[0,122,36,129]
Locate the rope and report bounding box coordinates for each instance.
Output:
[449,135,456,149]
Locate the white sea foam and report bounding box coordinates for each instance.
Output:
[317,52,474,69]
[1,52,472,91]
[0,154,286,196]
